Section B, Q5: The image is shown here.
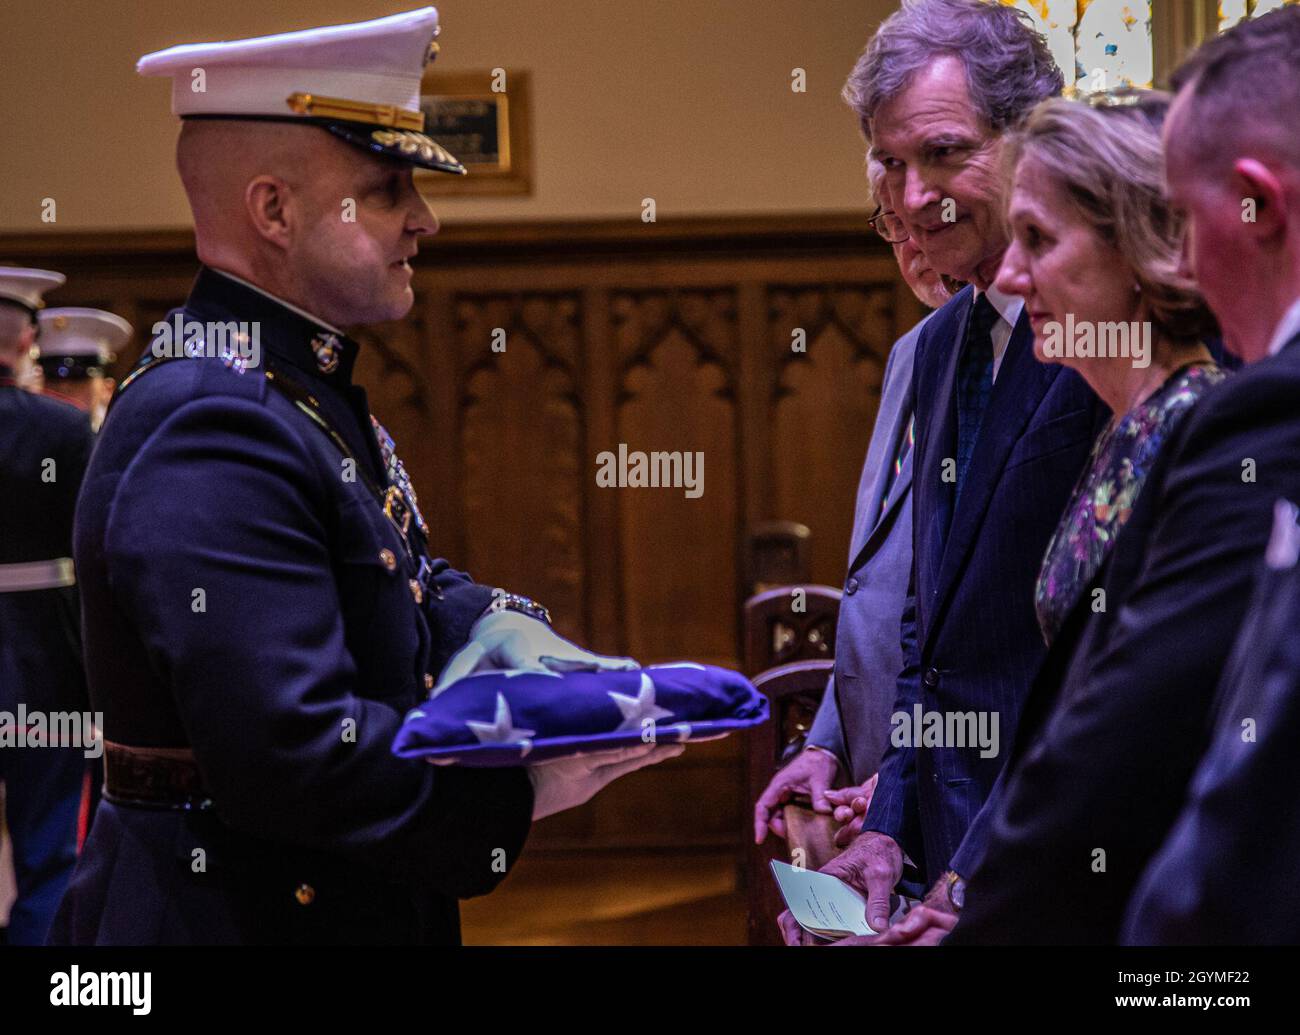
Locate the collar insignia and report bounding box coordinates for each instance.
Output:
[311,332,342,374]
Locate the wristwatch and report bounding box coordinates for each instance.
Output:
[487,590,552,626]
[945,871,967,911]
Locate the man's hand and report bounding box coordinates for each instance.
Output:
[822,830,904,933]
[434,609,638,693]
[527,743,683,820]
[843,905,958,946]
[753,747,841,844]
[848,872,958,946]
[776,830,904,944]
[825,773,878,848]
[777,907,822,946]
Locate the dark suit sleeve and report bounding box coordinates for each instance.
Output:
[860,569,923,872]
[952,376,1300,943]
[949,766,1007,879]
[103,394,533,898]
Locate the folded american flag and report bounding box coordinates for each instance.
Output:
[392,662,768,766]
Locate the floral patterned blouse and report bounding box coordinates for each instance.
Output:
[1035,361,1227,646]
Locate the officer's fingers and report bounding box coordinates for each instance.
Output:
[570,742,657,767]
[589,743,683,785]
[492,633,555,673]
[833,821,857,849]
[431,641,489,693]
[538,649,638,673]
[582,652,639,671]
[833,804,856,824]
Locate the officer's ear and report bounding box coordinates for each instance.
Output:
[245,174,295,251]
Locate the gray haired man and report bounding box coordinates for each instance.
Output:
[794,0,1103,945]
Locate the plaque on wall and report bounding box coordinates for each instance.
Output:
[417,70,533,196]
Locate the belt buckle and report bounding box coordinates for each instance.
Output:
[383,485,412,537]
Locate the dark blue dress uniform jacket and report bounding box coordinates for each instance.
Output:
[0,379,94,944]
[50,268,533,945]
[1122,540,1300,945]
[0,380,92,717]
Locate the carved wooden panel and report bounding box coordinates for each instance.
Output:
[768,284,897,586]
[454,293,586,643]
[611,289,740,666]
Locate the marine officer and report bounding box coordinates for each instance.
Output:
[0,267,95,945]
[37,307,131,431]
[51,8,679,946]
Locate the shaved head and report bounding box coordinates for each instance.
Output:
[1164,6,1300,361]
[174,118,438,327]
[0,303,32,356]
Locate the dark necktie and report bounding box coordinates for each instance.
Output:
[954,293,999,497]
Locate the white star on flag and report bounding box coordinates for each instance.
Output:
[466,692,537,757]
[608,672,674,733]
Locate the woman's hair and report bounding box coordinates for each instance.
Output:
[1006,89,1217,345]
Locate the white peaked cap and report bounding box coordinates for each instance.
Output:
[0,267,66,314]
[38,307,133,371]
[136,7,465,174]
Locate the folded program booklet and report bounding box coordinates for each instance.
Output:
[770,860,876,940]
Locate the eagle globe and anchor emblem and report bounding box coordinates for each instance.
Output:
[310,332,342,374]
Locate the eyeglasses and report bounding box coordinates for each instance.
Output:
[868,206,910,245]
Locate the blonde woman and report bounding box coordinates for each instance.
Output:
[943,90,1228,945]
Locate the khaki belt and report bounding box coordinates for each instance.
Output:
[103,740,214,811]
[0,557,76,592]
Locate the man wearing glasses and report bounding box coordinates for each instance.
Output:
[756,165,957,906]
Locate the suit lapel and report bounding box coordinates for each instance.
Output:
[850,380,913,551]
[847,443,913,575]
[928,311,1059,641]
[908,291,970,649]
[928,298,967,558]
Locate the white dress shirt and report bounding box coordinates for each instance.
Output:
[1266,294,1300,357]
[974,283,1025,383]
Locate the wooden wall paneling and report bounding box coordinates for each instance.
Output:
[580,285,623,655]
[611,287,741,669]
[736,279,772,584]
[420,287,467,566]
[454,291,587,643]
[768,281,896,586]
[354,313,439,559]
